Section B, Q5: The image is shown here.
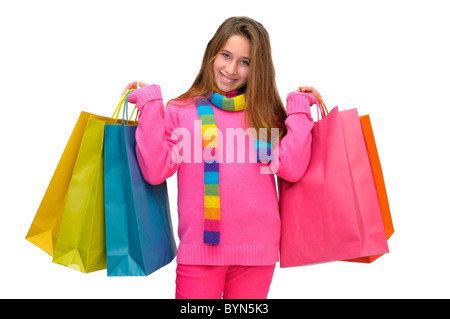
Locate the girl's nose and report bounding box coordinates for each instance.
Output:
[225,61,238,76]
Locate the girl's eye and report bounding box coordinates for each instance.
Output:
[241,60,250,66]
[222,53,230,59]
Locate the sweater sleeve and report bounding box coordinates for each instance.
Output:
[274,92,315,182]
[132,85,181,185]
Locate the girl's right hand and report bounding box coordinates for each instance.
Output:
[122,81,150,96]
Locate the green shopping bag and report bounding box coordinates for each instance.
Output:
[51,117,109,273]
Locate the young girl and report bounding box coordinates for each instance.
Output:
[124,16,320,299]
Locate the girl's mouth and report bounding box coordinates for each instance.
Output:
[220,72,237,84]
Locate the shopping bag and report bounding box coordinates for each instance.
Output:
[338,109,390,263]
[344,114,394,263]
[51,94,133,273]
[51,117,108,273]
[26,111,118,256]
[279,96,389,267]
[104,92,177,276]
[360,115,394,239]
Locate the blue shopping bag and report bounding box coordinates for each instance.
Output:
[103,91,177,276]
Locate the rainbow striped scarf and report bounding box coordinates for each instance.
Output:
[195,89,272,245]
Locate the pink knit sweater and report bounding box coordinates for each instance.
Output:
[130,85,314,265]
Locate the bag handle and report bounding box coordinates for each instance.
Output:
[129,104,139,121]
[121,91,137,125]
[111,90,132,120]
[309,93,329,120]
[111,89,138,124]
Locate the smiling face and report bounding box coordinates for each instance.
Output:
[213,35,251,92]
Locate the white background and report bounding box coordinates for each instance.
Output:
[1,0,449,299]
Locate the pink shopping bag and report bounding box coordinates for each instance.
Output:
[343,114,394,263]
[279,97,389,267]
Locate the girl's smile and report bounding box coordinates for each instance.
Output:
[219,72,237,84]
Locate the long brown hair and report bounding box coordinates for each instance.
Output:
[173,16,287,139]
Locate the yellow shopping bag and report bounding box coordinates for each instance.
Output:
[26,112,106,256]
[26,92,136,259]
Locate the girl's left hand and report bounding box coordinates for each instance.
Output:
[296,86,322,98]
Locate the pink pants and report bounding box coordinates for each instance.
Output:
[175,264,276,299]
